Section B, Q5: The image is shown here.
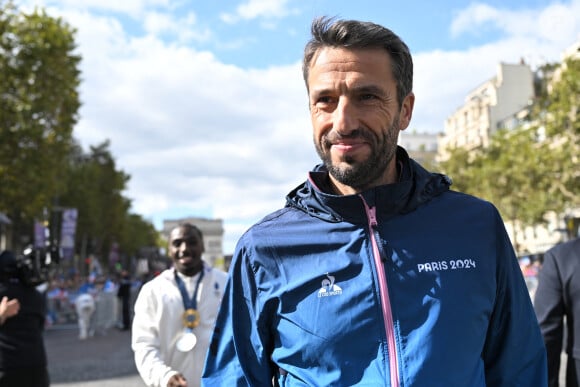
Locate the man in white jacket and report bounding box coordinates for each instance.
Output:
[132,223,227,387]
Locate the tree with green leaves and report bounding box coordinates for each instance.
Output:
[0,3,160,274]
[59,140,161,273]
[118,213,159,270]
[533,58,580,210]
[60,140,133,272]
[438,57,580,252]
[0,2,81,248]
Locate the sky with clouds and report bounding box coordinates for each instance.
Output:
[20,0,580,254]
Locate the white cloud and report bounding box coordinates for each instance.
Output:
[28,0,172,18]
[220,0,297,24]
[417,0,580,134]
[59,11,314,251]
[412,35,569,133]
[142,11,211,43]
[450,2,502,38]
[239,0,291,19]
[536,2,580,45]
[450,0,580,46]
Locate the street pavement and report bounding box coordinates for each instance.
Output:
[44,324,145,387]
[44,322,566,386]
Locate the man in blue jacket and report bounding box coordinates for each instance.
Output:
[202,16,547,386]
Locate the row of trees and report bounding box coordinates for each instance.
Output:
[0,3,159,274]
[438,58,579,249]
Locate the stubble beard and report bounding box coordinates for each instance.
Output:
[315,117,400,191]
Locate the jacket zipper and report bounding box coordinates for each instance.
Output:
[361,197,399,387]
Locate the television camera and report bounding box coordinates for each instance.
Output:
[0,245,60,287]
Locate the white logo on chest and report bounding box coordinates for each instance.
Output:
[318,273,342,297]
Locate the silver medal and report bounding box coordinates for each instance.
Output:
[176,330,197,352]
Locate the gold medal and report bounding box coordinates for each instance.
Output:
[182,308,200,329]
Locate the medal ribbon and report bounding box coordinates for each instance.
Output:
[175,269,205,329]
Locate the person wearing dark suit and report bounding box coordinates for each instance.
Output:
[0,250,49,387]
[535,237,580,387]
[117,270,132,331]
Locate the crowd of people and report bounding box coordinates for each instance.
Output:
[519,253,543,299]
[44,270,142,338]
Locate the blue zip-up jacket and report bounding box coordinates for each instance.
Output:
[203,147,547,386]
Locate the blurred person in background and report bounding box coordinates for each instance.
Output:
[520,256,540,299]
[132,223,227,387]
[535,237,580,387]
[74,290,95,340]
[87,275,116,336]
[0,250,49,387]
[74,275,97,339]
[117,269,132,331]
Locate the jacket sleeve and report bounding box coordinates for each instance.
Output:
[482,210,548,386]
[131,284,179,387]
[533,247,564,387]
[202,242,276,386]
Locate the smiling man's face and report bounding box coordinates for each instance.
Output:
[308,46,414,194]
[169,225,204,277]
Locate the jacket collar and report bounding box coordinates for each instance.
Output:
[285,146,451,224]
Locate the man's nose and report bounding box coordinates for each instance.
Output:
[332,97,358,135]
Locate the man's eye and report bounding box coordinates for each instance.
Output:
[315,96,333,104]
[360,94,377,101]
[172,237,197,247]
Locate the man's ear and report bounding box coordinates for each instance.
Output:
[399,92,415,130]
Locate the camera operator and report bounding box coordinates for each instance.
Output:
[0,250,49,387]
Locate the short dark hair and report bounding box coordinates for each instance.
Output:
[177,223,203,240]
[302,16,413,108]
